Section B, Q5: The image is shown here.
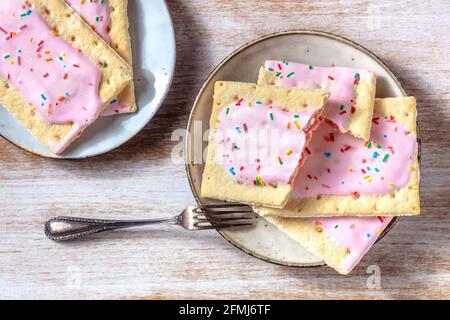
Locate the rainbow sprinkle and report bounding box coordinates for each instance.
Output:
[255,176,266,186]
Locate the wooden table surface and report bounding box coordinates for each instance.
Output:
[1,0,449,300]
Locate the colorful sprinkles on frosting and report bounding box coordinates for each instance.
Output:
[0,0,104,153]
[311,216,393,273]
[64,0,111,43]
[264,60,374,132]
[214,98,318,187]
[64,0,132,116]
[291,113,416,197]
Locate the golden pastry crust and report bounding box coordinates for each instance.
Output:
[258,66,377,140]
[201,81,329,207]
[347,75,376,139]
[0,0,132,152]
[255,97,420,216]
[107,0,136,112]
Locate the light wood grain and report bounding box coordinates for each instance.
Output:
[0,0,449,299]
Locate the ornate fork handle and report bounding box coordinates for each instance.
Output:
[44,216,180,241]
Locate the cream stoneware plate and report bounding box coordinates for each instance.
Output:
[0,0,176,158]
[186,30,406,267]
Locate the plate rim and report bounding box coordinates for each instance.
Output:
[185,29,407,268]
[0,0,176,159]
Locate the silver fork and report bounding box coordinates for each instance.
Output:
[44,203,256,241]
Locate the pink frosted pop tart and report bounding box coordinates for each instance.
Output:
[255,97,420,216]
[258,60,376,140]
[264,215,393,275]
[64,0,136,116]
[0,0,132,154]
[201,81,329,207]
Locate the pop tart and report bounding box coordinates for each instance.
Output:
[65,0,136,116]
[265,215,393,275]
[258,60,376,140]
[201,81,329,207]
[0,0,132,153]
[255,97,420,216]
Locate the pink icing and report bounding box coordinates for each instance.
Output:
[0,0,103,154]
[65,0,132,117]
[214,99,317,186]
[265,60,374,132]
[313,216,393,273]
[292,114,416,197]
[65,0,111,43]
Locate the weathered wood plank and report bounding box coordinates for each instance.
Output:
[0,0,449,299]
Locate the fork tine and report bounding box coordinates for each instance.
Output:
[198,203,253,210]
[196,211,256,219]
[208,214,256,219]
[197,212,256,219]
[196,216,256,223]
[194,220,255,230]
[203,211,256,217]
[193,207,254,215]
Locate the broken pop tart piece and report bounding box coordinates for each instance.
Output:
[258,60,376,140]
[201,81,329,207]
[264,215,393,275]
[255,97,420,216]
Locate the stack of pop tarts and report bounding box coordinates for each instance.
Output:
[0,0,136,154]
[201,60,420,275]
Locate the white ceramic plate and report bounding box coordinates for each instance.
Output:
[0,0,176,158]
[186,30,406,267]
